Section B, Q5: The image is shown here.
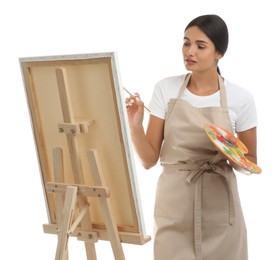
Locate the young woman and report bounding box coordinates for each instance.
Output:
[126,14,257,260]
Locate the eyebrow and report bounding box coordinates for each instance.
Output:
[183,37,208,44]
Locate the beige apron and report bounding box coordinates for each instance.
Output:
[154,74,248,260]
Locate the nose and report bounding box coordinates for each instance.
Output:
[186,45,196,56]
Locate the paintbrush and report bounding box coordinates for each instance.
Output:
[123,87,151,113]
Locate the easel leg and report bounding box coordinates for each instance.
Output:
[53,148,65,222]
[55,186,78,260]
[53,148,69,260]
[87,149,126,260]
[77,196,98,260]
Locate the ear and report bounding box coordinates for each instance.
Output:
[215,52,223,61]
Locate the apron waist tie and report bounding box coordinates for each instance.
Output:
[162,156,235,260]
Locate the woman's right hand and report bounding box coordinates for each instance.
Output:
[125,93,145,129]
[125,93,163,169]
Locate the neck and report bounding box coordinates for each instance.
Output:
[187,72,220,96]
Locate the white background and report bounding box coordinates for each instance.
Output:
[1,0,279,259]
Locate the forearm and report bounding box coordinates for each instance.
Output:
[130,126,159,169]
[234,127,258,174]
[125,95,163,169]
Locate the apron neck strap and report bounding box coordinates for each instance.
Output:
[178,73,228,108]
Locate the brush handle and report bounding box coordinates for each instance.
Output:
[123,87,151,113]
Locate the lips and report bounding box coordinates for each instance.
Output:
[185,58,196,65]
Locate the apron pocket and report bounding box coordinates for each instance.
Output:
[202,173,230,225]
[154,170,195,221]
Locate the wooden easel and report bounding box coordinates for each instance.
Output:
[43,68,125,260]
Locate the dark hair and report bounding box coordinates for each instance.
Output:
[184,14,228,74]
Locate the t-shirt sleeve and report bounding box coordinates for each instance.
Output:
[148,79,167,119]
[236,89,258,132]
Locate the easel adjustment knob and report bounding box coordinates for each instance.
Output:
[58,119,95,135]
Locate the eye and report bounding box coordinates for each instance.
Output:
[183,41,190,47]
[198,44,206,49]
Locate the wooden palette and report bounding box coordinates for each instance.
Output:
[204,124,262,174]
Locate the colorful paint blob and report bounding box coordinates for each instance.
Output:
[204,124,262,174]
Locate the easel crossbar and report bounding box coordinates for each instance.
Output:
[43,224,151,245]
[46,182,110,198]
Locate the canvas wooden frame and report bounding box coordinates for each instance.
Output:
[19,52,150,254]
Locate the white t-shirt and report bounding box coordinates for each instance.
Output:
[148,74,258,133]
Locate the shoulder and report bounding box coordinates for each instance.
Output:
[224,79,255,102]
[154,74,186,96]
[149,74,186,119]
[155,74,186,88]
[224,78,257,131]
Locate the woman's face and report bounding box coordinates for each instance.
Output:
[182,26,221,73]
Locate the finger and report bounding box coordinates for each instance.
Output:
[125,96,138,107]
[134,92,141,101]
[125,97,133,107]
